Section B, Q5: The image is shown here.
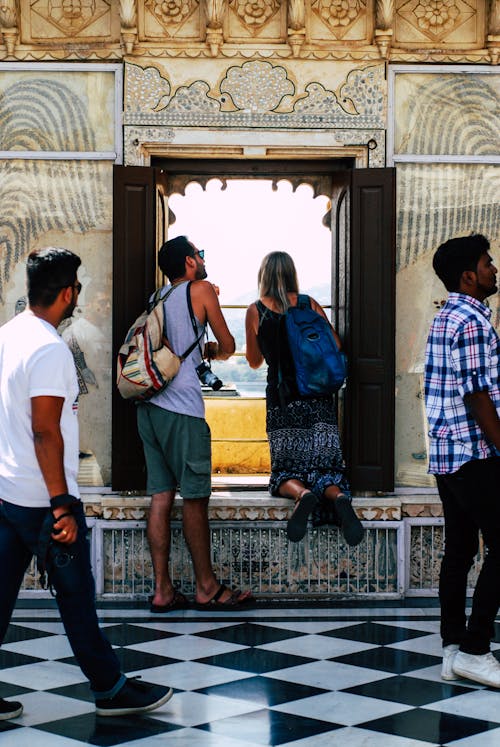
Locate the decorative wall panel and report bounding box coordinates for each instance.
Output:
[309,0,372,43]
[139,0,204,40]
[395,162,500,486]
[102,522,400,596]
[394,73,500,156]
[124,59,386,127]
[397,163,500,272]
[394,0,485,49]
[1,0,496,61]
[0,69,117,152]
[226,0,286,42]
[0,66,119,486]
[408,523,481,593]
[0,159,114,485]
[20,0,120,42]
[391,66,499,487]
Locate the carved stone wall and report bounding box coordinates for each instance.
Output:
[1,0,498,62]
[123,58,386,164]
[0,2,498,500]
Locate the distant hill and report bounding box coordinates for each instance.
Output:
[229,282,331,306]
[220,282,334,351]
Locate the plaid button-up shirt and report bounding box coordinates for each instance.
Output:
[424,292,500,474]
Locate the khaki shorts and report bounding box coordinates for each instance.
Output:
[137,403,212,498]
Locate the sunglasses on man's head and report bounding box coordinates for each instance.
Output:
[193,250,205,260]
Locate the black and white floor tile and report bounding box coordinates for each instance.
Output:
[2,604,500,746]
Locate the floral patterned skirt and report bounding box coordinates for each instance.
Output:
[266,397,350,526]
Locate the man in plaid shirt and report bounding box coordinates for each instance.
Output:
[424,233,500,688]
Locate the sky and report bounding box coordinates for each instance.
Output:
[168,179,332,306]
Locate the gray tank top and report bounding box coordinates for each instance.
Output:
[149,281,205,419]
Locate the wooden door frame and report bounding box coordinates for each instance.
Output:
[112,161,395,492]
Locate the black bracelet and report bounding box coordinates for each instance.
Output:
[51,511,74,522]
[50,493,79,510]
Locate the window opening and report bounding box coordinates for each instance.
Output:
[168,178,332,399]
[167,177,332,482]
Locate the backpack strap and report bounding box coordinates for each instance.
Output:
[148,284,175,312]
[153,282,204,362]
[296,294,311,310]
[183,281,205,361]
[276,303,294,409]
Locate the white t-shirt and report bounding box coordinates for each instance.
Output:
[0,309,80,507]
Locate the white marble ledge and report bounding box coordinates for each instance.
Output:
[78,492,445,522]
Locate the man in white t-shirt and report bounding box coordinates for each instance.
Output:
[0,247,173,720]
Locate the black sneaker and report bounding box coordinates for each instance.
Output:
[95,677,173,717]
[0,698,23,720]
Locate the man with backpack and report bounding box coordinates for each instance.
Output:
[137,236,253,612]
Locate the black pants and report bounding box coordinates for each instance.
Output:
[436,456,500,655]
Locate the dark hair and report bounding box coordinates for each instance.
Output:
[27,247,81,307]
[432,233,490,292]
[258,251,299,312]
[158,235,194,281]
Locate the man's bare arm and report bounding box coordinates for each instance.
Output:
[191,281,235,360]
[32,396,78,543]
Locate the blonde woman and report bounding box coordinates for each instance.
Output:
[245,251,363,546]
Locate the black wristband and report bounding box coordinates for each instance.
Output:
[51,511,74,522]
[50,493,79,510]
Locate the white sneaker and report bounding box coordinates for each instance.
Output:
[441,644,459,681]
[452,651,500,687]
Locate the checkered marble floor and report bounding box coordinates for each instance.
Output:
[2,603,500,746]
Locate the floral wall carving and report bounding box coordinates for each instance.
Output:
[124,59,386,127]
[19,0,121,45]
[0,0,494,61]
[311,0,368,39]
[395,0,484,50]
[230,0,281,31]
[122,58,386,166]
[142,0,200,36]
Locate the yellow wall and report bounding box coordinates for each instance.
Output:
[205,397,270,475]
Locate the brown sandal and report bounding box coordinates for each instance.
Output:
[149,590,190,613]
[194,584,254,611]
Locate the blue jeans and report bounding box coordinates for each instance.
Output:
[0,499,124,696]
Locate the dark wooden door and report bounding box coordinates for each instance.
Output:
[334,168,396,491]
[112,165,161,490]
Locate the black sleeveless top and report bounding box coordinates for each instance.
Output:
[256,300,298,408]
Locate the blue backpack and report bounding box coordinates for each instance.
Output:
[283,295,347,397]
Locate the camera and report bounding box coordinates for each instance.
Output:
[196,360,223,391]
